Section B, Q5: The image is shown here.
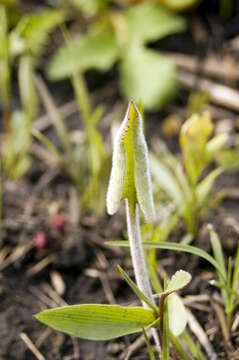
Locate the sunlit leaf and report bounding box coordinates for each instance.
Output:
[35,304,156,340]
[167,270,191,293]
[120,46,178,110]
[168,294,187,336]
[180,112,213,185]
[47,22,119,80]
[125,2,186,44]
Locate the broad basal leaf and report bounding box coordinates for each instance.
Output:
[47,22,119,80]
[120,46,178,111]
[35,304,156,340]
[125,2,186,44]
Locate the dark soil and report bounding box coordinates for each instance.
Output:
[2,1,239,359]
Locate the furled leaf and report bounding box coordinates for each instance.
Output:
[10,10,65,57]
[120,46,178,110]
[106,101,155,221]
[180,112,213,185]
[124,2,186,44]
[35,304,156,340]
[168,293,187,336]
[47,22,119,80]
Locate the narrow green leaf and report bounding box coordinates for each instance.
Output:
[107,240,226,283]
[205,134,228,164]
[117,265,158,313]
[150,154,184,206]
[208,225,227,280]
[35,304,156,340]
[196,168,222,207]
[142,328,157,360]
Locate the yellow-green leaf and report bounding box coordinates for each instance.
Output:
[35,304,156,340]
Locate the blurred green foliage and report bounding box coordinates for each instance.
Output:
[151,112,227,239]
[47,2,186,110]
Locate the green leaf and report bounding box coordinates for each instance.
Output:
[150,154,184,206]
[166,270,191,293]
[124,2,186,44]
[10,10,65,57]
[106,101,155,221]
[120,46,178,111]
[159,0,200,12]
[107,240,226,283]
[168,293,187,336]
[47,22,119,80]
[35,304,156,340]
[208,225,227,280]
[180,112,213,185]
[196,168,222,207]
[117,265,158,313]
[205,134,228,164]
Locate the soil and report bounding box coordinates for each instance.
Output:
[2,1,239,359]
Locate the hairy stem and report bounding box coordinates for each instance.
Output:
[125,199,161,353]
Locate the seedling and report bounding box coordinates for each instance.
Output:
[151,112,227,239]
[47,2,186,110]
[35,268,191,358]
[35,101,191,359]
[34,73,110,215]
[0,5,65,179]
[114,224,239,330]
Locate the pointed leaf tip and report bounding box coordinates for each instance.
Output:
[106,100,155,222]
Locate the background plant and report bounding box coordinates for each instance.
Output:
[47,1,186,111]
[0,4,65,179]
[150,112,227,240]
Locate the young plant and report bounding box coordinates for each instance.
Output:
[0,5,65,179]
[47,2,186,111]
[35,101,191,359]
[115,223,239,331]
[151,112,227,239]
[208,225,239,328]
[35,267,191,358]
[34,73,110,215]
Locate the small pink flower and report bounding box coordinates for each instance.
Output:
[35,232,47,249]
